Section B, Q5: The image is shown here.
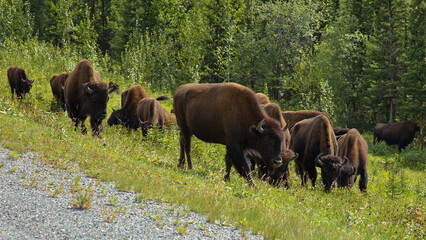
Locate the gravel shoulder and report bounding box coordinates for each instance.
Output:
[0,147,263,240]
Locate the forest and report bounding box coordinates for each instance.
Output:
[1,0,425,143]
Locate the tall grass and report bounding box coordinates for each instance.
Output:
[1,40,425,239]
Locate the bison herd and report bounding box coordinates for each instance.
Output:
[6,60,421,192]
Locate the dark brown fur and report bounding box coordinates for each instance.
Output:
[108,84,148,129]
[64,59,109,136]
[255,103,298,188]
[290,115,346,191]
[373,121,419,151]
[337,129,368,192]
[137,97,175,136]
[173,83,285,186]
[50,72,69,111]
[282,110,330,129]
[7,66,34,100]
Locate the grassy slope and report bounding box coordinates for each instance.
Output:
[0,41,425,239]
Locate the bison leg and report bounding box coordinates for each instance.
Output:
[307,165,317,188]
[178,130,192,169]
[10,87,14,100]
[224,153,232,182]
[80,119,87,134]
[359,169,368,192]
[226,145,254,187]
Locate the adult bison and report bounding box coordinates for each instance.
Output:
[291,114,347,191]
[337,129,368,192]
[173,83,285,186]
[50,72,69,111]
[373,121,420,151]
[108,84,148,129]
[254,103,298,188]
[64,59,112,136]
[282,110,329,129]
[137,97,176,136]
[7,66,34,100]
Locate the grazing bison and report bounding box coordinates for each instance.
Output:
[254,103,298,188]
[108,84,168,129]
[50,72,69,111]
[291,115,347,191]
[282,110,329,129]
[173,83,285,186]
[64,59,112,136]
[7,66,34,100]
[337,129,368,192]
[137,97,176,136]
[255,93,271,105]
[373,121,420,151]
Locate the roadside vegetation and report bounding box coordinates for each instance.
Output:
[0,40,425,239]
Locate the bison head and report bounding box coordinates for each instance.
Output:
[107,108,128,127]
[250,119,285,171]
[315,153,347,191]
[83,82,108,133]
[337,164,356,188]
[21,78,34,96]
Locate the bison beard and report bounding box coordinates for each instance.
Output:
[173,83,285,187]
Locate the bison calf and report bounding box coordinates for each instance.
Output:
[137,97,175,136]
[173,83,285,186]
[337,129,368,192]
[7,66,34,100]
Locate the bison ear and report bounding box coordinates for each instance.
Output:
[314,153,324,167]
[83,82,94,94]
[340,156,349,167]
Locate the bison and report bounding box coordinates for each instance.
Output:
[334,127,351,138]
[64,59,112,136]
[253,103,298,188]
[282,110,329,129]
[7,66,34,100]
[173,82,285,186]
[137,97,176,136]
[337,128,368,192]
[290,114,347,191]
[108,84,168,129]
[255,93,271,105]
[373,121,420,151]
[50,72,69,111]
[108,84,148,129]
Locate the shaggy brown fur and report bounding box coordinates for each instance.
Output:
[173,83,285,186]
[255,93,271,105]
[282,110,330,129]
[64,59,109,136]
[50,72,69,111]
[337,129,368,192]
[137,97,175,136]
[7,66,34,100]
[291,115,346,191]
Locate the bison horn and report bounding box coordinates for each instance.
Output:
[256,119,265,133]
[314,153,324,167]
[292,153,299,160]
[83,83,93,94]
[341,156,349,166]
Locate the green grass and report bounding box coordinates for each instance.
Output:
[0,40,425,239]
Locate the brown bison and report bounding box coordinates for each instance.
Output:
[173,83,285,186]
[137,97,176,136]
[255,93,271,105]
[337,129,368,192]
[254,103,298,188]
[7,66,34,100]
[282,110,329,129]
[108,84,168,129]
[108,84,148,129]
[64,59,112,136]
[50,72,69,111]
[291,114,347,191]
[373,121,420,151]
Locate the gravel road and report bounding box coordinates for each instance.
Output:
[0,147,263,239]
